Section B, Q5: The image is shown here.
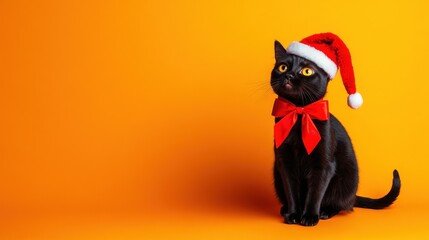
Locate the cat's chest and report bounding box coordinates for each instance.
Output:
[284,120,304,146]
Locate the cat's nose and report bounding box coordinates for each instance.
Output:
[285,73,295,80]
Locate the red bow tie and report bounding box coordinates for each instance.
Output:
[272,97,329,154]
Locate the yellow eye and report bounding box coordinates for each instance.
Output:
[300,67,314,76]
[278,64,287,73]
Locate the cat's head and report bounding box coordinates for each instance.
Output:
[271,40,329,106]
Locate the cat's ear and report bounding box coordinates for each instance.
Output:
[274,40,287,61]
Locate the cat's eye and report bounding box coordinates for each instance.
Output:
[300,67,314,76]
[278,64,287,73]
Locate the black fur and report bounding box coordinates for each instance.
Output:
[271,41,401,226]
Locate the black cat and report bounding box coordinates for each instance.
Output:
[271,40,401,226]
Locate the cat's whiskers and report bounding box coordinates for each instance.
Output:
[249,79,276,97]
[300,83,321,104]
[270,80,283,93]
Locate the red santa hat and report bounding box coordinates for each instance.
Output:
[286,32,363,109]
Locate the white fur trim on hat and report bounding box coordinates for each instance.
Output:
[347,92,363,109]
[286,41,338,79]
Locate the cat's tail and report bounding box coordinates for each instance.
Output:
[354,170,401,209]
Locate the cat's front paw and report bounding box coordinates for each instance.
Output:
[283,213,300,224]
[300,214,319,226]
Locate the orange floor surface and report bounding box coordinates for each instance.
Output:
[1,1,429,239]
[1,203,428,239]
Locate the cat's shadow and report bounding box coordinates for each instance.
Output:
[185,151,280,218]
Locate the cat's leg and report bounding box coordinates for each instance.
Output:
[275,159,301,224]
[280,205,287,215]
[273,166,288,216]
[301,164,335,226]
[319,174,355,220]
[318,149,358,220]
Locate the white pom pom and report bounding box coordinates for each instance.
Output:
[348,92,363,109]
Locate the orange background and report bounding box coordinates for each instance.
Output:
[1,0,429,239]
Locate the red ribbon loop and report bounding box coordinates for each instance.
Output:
[272,97,329,154]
